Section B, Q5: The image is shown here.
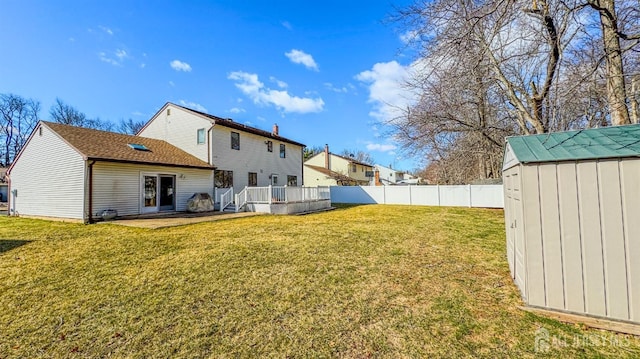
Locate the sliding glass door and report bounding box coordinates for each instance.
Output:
[142,174,175,213]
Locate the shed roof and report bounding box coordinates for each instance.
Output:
[43,122,214,169]
[505,124,640,167]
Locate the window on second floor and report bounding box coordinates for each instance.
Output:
[279,144,286,158]
[352,164,357,172]
[197,128,205,144]
[231,132,240,150]
[267,140,273,152]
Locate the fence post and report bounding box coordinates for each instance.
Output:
[468,184,472,208]
[269,185,272,204]
[409,185,412,205]
[437,184,441,206]
[383,185,386,205]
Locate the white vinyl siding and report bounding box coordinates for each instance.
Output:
[92,162,213,216]
[211,125,302,189]
[138,104,210,162]
[304,152,373,185]
[9,124,86,219]
[303,166,339,186]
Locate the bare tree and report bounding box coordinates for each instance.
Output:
[339,149,375,165]
[584,0,640,125]
[117,118,145,135]
[49,98,113,130]
[303,145,325,161]
[0,94,40,166]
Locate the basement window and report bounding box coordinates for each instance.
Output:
[128,143,150,151]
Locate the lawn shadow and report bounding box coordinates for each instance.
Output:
[0,240,32,254]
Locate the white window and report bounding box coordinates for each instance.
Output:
[197,128,205,144]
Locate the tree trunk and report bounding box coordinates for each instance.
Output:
[631,75,639,124]
[593,0,631,125]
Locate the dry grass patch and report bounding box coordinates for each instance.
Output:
[0,205,638,358]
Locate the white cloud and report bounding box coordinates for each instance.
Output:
[367,143,397,152]
[170,60,192,72]
[98,52,121,66]
[282,21,292,30]
[229,107,245,114]
[399,30,419,44]
[270,76,288,88]
[324,82,348,93]
[99,26,113,35]
[168,81,175,87]
[139,63,146,69]
[356,60,416,122]
[228,71,324,114]
[285,49,319,71]
[115,49,127,60]
[131,111,145,117]
[179,100,207,112]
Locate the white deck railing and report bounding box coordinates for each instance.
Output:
[219,187,234,212]
[234,185,329,212]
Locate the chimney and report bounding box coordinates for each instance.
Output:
[375,170,381,186]
[272,123,279,136]
[324,144,329,169]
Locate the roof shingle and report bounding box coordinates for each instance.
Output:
[305,164,367,184]
[506,124,640,164]
[44,122,213,169]
[171,103,306,147]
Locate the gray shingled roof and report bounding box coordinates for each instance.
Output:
[170,103,306,147]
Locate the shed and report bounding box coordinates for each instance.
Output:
[503,125,640,328]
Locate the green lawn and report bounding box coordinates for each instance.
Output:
[0,205,638,358]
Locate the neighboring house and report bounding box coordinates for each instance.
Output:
[7,121,213,222]
[138,103,305,202]
[373,165,423,186]
[374,164,407,185]
[304,145,373,186]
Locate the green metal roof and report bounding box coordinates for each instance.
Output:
[505,124,640,164]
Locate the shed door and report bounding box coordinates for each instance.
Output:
[505,168,526,297]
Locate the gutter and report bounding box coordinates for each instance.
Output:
[207,123,215,165]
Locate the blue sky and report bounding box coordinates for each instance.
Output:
[0,0,419,171]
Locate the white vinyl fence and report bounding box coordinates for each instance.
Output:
[330,185,504,208]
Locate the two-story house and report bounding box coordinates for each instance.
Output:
[303,145,373,186]
[139,103,305,202]
[6,102,306,222]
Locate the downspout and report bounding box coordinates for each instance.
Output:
[301,147,304,187]
[206,124,214,165]
[5,173,11,216]
[87,160,96,224]
[207,123,215,197]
